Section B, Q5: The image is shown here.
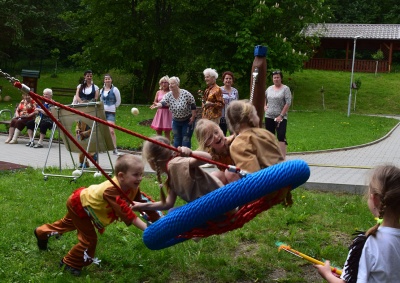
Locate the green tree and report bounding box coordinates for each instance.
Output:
[0,0,80,69]
[63,0,328,102]
[325,0,400,24]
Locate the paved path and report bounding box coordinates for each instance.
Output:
[287,118,400,193]
[0,134,153,179]
[1,117,399,193]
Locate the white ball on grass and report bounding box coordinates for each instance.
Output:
[94,172,102,178]
[72,170,82,177]
[131,107,139,116]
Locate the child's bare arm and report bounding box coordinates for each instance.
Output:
[131,216,147,231]
[132,191,177,211]
[178,146,212,167]
[314,261,345,283]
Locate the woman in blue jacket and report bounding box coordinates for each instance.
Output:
[100,74,121,155]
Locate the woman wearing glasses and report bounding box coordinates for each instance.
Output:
[264,70,291,158]
[151,76,197,148]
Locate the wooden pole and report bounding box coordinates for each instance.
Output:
[250,45,267,128]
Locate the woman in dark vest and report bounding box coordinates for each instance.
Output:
[73,70,100,168]
[73,70,99,104]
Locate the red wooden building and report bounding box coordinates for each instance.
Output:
[302,23,400,73]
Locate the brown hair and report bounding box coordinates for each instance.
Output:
[142,136,172,202]
[365,165,400,237]
[226,100,257,134]
[222,71,235,83]
[114,154,143,175]
[272,70,283,79]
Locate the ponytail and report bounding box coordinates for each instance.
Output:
[365,223,380,237]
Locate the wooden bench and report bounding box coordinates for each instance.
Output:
[0,109,13,132]
[51,87,76,97]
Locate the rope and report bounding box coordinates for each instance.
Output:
[6,81,158,215]
[12,81,244,175]
[13,82,135,202]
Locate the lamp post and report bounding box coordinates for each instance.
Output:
[347,35,361,117]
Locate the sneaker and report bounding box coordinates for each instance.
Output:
[78,163,89,169]
[112,149,119,155]
[34,228,48,250]
[59,259,81,276]
[34,143,43,148]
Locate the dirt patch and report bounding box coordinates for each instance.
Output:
[139,119,153,127]
[300,264,325,282]
[0,161,28,171]
[233,240,259,259]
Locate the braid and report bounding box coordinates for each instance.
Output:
[365,165,400,236]
[142,135,173,203]
[365,223,380,237]
[155,164,167,203]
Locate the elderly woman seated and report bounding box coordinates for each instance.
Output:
[5,93,36,144]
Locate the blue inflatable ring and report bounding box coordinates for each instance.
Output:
[143,159,310,250]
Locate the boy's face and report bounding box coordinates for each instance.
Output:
[118,164,144,191]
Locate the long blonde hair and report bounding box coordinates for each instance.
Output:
[142,136,173,202]
[226,100,257,134]
[195,119,220,151]
[366,165,400,237]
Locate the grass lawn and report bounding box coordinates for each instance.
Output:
[0,169,373,283]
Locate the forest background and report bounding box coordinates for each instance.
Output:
[1,0,400,103]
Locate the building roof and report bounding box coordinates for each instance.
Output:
[303,23,400,40]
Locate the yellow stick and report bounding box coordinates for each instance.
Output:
[277,243,342,276]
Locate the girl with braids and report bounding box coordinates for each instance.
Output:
[315,165,400,283]
[132,135,224,211]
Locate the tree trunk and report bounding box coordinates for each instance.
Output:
[142,58,162,103]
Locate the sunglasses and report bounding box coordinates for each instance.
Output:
[272,70,282,75]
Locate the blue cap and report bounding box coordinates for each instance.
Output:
[254,45,267,57]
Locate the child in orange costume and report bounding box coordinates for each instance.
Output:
[34,155,158,276]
